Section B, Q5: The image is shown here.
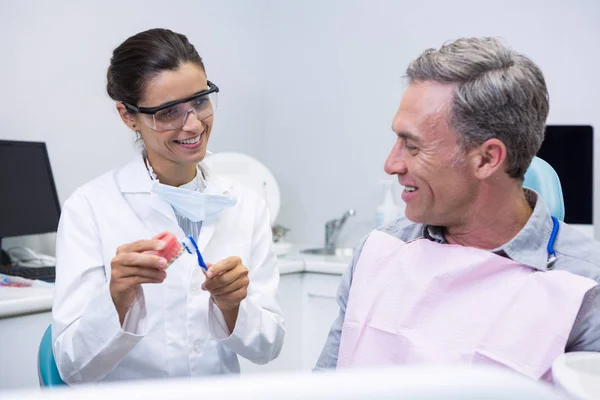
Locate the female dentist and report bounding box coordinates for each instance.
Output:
[52,28,284,384]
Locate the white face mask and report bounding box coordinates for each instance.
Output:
[151,180,237,222]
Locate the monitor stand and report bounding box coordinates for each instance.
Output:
[0,237,11,266]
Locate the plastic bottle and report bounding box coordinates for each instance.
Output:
[375,180,400,227]
[396,185,407,220]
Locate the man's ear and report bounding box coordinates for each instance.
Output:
[116,103,137,130]
[472,138,507,180]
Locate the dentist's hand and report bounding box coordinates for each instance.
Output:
[202,256,249,313]
[110,239,168,325]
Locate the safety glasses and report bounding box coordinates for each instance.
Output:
[123,81,219,132]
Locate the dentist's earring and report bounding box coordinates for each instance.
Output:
[132,124,136,128]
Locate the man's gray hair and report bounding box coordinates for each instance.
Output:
[406,37,549,179]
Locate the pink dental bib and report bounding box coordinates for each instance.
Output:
[337,230,597,379]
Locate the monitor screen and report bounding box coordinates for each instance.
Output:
[0,140,61,238]
[537,125,593,224]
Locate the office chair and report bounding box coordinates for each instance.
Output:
[38,325,66,387]
[523,156,565,221]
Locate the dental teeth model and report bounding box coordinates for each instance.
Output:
[150,231,184,268]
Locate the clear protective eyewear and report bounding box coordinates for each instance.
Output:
[123,81,219,132]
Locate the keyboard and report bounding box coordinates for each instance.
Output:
[0,265,55,282]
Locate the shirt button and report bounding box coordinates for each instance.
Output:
[193,339,202,354]
[190,286,199,294]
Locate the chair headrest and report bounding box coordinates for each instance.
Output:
[523,156,565,221]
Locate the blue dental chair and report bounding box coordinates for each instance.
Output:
[38,325,66,387]
[523,156,565,221]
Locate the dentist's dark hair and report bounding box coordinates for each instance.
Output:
[106,28,206,110]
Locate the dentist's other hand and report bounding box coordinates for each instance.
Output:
[202,256,249,312]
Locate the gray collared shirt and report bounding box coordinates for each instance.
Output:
[315,189,600,370]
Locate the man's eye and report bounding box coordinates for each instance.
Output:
[401,138,417,152]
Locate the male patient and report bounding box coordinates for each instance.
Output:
[315,37,600,380]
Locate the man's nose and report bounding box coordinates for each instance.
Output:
[384,141,408,175]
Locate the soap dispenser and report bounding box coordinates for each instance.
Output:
[375,180,400,227]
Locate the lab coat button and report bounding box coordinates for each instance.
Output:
[193,339,202,353]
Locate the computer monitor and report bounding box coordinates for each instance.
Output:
[537,125,593,225]
[0,140,61,266]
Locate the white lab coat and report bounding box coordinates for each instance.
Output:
[52,154,285,384]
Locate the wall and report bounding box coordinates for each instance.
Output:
[2,0,599,252]
[262,0,600,246]
[0,0,269,254]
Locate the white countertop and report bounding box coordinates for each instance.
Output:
[0,286,54,318]
[277,244,352,275]
[0,244,351,319]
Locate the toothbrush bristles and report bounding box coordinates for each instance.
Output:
[168,247,185,266]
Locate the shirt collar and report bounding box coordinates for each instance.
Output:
[423,189,555,271]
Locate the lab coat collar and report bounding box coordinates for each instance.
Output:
[115,152,234,196]
[114,153,234,242]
